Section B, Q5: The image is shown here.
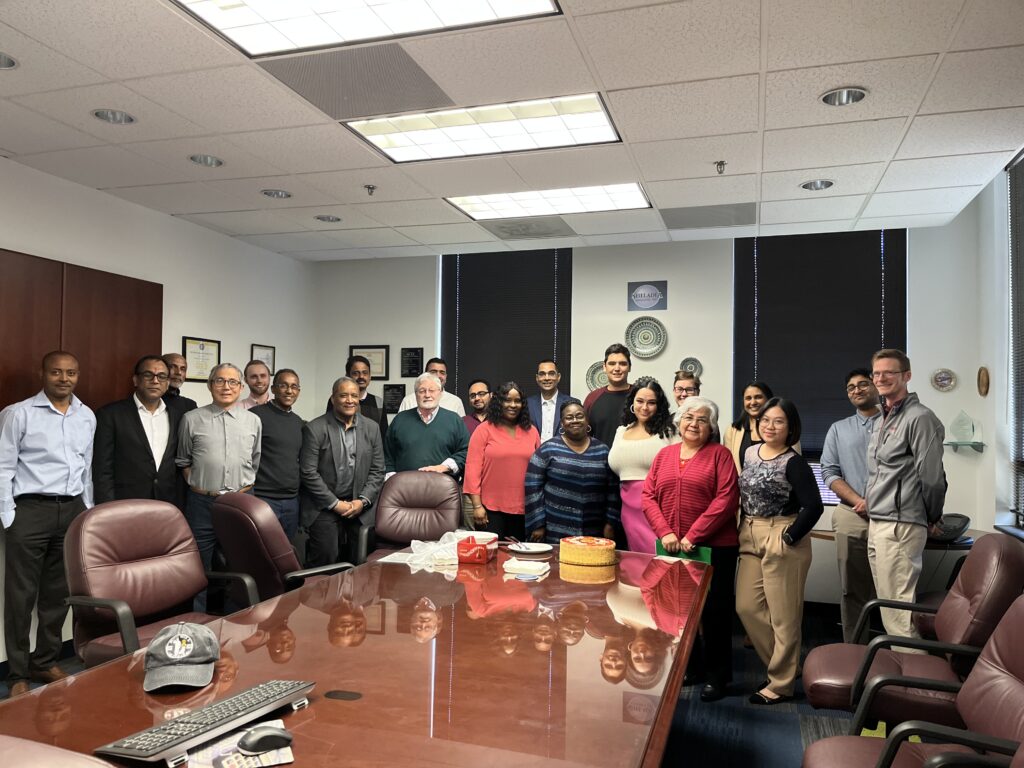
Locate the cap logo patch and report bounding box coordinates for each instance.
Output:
[165,633,195,660]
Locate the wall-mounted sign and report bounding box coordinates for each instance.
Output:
[627,281,667,311]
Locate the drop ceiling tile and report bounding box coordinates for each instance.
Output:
[401,156,529,198]
[560,0,653,14]
[645,175,757,208]
[302,167,432,204]
[394,223,496,245]
[921,47,1024,114]
[506,145,638,189]
[575,1,759,90]
[204,175,339,209]
[582,231,671,247]
[766,56,936,130]
[878,152,1016,192]
[854,212,957,230]
[122,136,285,181]
[500,237,586,250]
[764,119,906,171]
[758,220,854,237]
[760,195,866,224]
[126,66,330,134]
[350,199,469,227]
[318,228,417,248]
[765,0,962,69]
[608,76,759,143]
[0,22,108,97]
[952,0,1024,50]
[897,108,1024,158]
[861,186,983,218]
[0,0,241,79]
[668,225,758,242]
[0,100,103,155]
[275,205,384,231]
[17,145,194,189]
[437,242,510,254]
[12,83,207,143]
[239,232,344,252]
[633,134,761,182]
[402,20,594,105]
[104,182,253,214]
[559,209,666,236]
[294,245,439,261]
[176,210,303,236]
[761,163,885,201]
[224,125,387,175]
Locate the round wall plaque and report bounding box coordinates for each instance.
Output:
[977,366,990,397]
[585,361,608,391]
[930,368,957,392]
[624,316,667,359]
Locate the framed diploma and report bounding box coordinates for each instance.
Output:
[182,336,221,382]
[350,345,389,380]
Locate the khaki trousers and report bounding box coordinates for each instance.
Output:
[867,519,927,641]
[833,503,876,643]
[461,494,477,530]
[736,514,812,696]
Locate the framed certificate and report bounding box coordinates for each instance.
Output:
[250,343,276,373]
[350,345,389,380]
[182,336,221,382]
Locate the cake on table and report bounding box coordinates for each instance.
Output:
[558,536,616,566]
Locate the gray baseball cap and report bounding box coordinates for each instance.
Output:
[143,622,220,692]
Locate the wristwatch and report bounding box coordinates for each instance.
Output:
[781,528,795,546]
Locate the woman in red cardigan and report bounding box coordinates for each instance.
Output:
[641,396,739,702]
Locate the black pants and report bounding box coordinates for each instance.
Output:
[307,510,361,566]
[481,510,526,541]
[692,544,740,688]
[4,495,85,684]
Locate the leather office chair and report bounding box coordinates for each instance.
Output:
[914,554,969,639]
[211,493,353,601]
[804,533,1024,727]
[360,471,462,563]
[802,593,1024,768]
[0,735,115,767]
[64,500,258,667]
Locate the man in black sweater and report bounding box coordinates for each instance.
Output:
[251,369,305,539]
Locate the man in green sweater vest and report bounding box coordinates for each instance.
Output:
[384,373,470,477]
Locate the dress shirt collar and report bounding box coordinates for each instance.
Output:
[541,390,559,402]
[418,406,439,424]
[133,392,167,416]
[332,411,359,430]
[31,390,83,415]
[270,398,292,413]
[854,407,880,426]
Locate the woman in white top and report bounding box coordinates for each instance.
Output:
[607,377,678,553]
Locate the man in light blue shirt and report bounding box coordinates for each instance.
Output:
[0,351,95,698]
[820,367,881,642]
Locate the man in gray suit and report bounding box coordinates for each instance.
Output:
[300,377,385,567]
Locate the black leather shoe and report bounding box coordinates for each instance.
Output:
[700,683,725,702]
[683,671,706,686]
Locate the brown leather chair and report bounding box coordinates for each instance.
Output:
[0,735,115,766]
[802,593,1024,768]
[804,533,1024,728]
[360,471,462,562]
[211,493,353,601]
[64,500,258,667]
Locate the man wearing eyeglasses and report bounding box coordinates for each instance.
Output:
[251,369,304,540]
[820,367,881,642]
[527,360,572,442]
[176,363,262,588]
[93,355,183,507]
[864,349,946,640]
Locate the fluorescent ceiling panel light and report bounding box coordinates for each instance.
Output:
[176,0,559,56]
[348,94,618,163]
[448,183,650,221]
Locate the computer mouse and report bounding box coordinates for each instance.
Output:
[237,724,293,755]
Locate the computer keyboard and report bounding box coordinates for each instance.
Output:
[94,679,314,767]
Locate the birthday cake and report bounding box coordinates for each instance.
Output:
[559,536,616,566]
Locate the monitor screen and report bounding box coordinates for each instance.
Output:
[807,461,840,507]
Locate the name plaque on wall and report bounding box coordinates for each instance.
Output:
[627,281,667,311]
[401,347,423,378]
[382,384,406,414]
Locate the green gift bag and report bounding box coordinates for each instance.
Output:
[655,539,712,564]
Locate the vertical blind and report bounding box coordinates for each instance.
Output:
[733,230,908,457]
[441,249,573,407]
[1009,160,1024,526]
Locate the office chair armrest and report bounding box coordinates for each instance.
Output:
[204,570,259,607]
[356,524,375,564]
[283,562,355,588]
[877,722,1018,768]
[850,635,981,703]
[65,595,140,654]
[852,597,939,644]
[850,674,963,734]
[923,754,1012,768]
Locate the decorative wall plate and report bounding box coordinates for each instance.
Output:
[586,361,609,391]
[624,316,667,359]
[678,357,703,378]
[977,366,990,397]
[931,368,957,392]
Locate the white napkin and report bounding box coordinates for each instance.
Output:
[502,557,551,576]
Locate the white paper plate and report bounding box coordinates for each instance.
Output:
[508,542,553,554]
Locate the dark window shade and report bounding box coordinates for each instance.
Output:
[441,249,572,408]
[1009,161,1024,526]
[733,230,907,458]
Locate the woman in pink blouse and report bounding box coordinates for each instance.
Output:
[464,381,540,540]
[642,396,739,702]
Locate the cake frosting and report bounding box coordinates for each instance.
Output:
[558,536,616,566]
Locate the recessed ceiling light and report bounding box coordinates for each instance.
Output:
[174,0,559,57]
[261,188,292,199]
[0,52,18,70]
[448,183,651,221]
[92,108,136,125]
[314,214,342,223]
[801,179,835,191]
[821,87,867,107]
[189,153,224,168]
[347,94,619,163]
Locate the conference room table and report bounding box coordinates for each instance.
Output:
[0,547,710,767]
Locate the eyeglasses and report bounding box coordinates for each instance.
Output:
[871,369,907,380]
[673,386,698,395]
[759,417,787,428]
[467,391,489,399]
[212,378,242,388]
[679,414,710,426]
[562,413,587,422]
[275,383,301,391]
[846,381,872,393]
[138,372,169,382]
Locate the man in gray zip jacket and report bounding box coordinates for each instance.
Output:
[865,348,946,640]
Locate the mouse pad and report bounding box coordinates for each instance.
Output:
[188,718,294,768]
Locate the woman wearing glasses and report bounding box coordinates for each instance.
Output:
[735,397,823,705]
[607,377,678,553]
[525,400,620,545]
[641,397,739,701]
[464,381,540,540]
